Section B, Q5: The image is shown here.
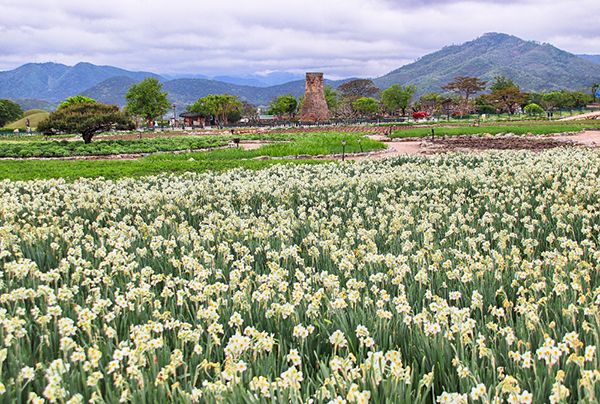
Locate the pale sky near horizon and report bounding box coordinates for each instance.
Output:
[1,0,599,79]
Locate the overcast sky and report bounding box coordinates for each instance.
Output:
[1,0,599,79]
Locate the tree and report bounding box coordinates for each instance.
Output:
[267,94,298,120]
[324,86,340,114]
[538,90,591,110]
[337,79,381,103]
[336,80,381,118]
[189,94,242,126]
[37,102,134,144]
[381,84,416,115]
[566,90,592,108]
[489,75,516,92]
[352,97,380,116]
[125,77,171,126]
[592,83,599,102]
[58,95,97,110]
[241,101,257,117]
[474,95,496,114]
[487,86,527,114]
[226,108,242,124]
[540,91,564,110]
[441,76,487,117]
[0,99,24,127]
[241,101,258,121]
[416,93,445,116]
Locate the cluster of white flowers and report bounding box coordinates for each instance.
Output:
[0,148,599,402]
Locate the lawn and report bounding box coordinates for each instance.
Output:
[0,133,384,181]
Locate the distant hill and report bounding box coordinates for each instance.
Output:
[10,99,58,112]
[81,77,311,109]
[161,72,304,87]
[82,76,138,106]
[578,54,600,65]
[3,34,599,109]
[212,72,305,87]
[374,33,600,96]
[164,78,308,109]
[0,62,162,102]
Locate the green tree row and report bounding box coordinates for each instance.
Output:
[33,75,600,144]
[0,99,25,128]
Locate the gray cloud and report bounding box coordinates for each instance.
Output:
[1,0,599,79]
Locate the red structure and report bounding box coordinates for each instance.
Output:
[300,73,329,122]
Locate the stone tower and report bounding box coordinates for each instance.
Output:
[300,72,329,122]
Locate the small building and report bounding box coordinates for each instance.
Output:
[179,112,206,127]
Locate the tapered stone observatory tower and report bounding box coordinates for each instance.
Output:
[300,72,329,122]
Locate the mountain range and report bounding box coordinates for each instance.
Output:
[578,54,600,65]
[1,32,599,112]
[374,33,600,95]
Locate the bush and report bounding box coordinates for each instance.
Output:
[0,127,28,132]
[524,103,545,115]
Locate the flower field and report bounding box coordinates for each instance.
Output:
[1,148,599,403]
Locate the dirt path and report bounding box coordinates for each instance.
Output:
[363,134,421,158]
[551,129,600,145]
[559,111,600,121]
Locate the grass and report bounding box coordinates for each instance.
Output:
[145,133,385,162]
[0,135,227,158]
[23,109,47,117]
[8,110,49,129]
[0,131,382,158]
[0,133,384,180]
[0,157,332,181]
[0,134,74,141]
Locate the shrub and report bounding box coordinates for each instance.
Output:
[524,103,545,115]
[18,149,32,157]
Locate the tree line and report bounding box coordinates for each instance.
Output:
[214,76,600,122]
[23,76,600,143]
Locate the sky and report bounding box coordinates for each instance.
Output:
[1,0,599,80]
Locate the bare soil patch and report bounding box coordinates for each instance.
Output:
[419,136,583,154]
